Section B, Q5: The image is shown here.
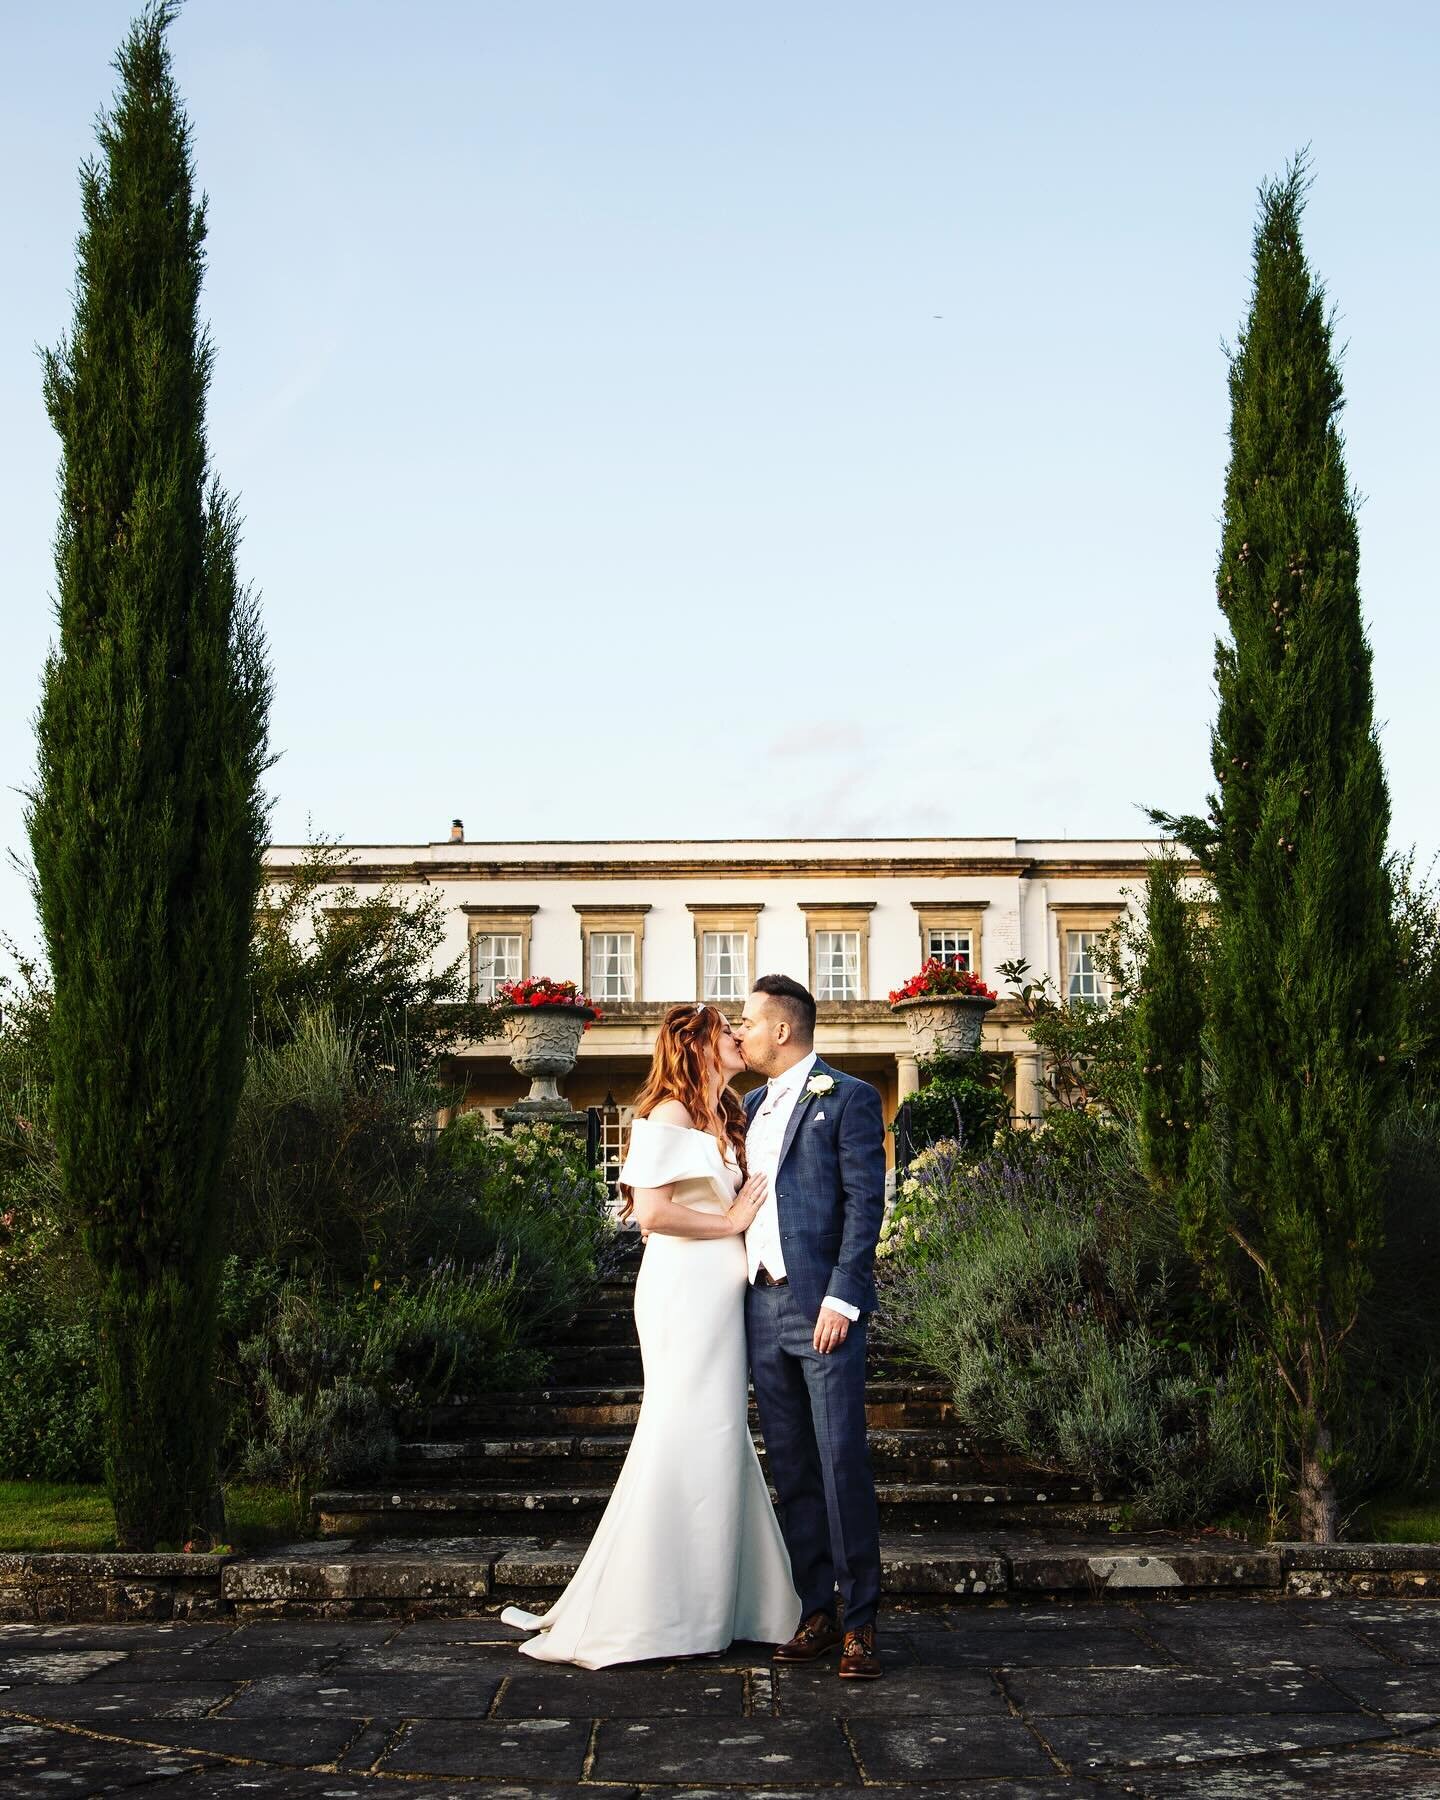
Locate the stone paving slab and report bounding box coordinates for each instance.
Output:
[0,1720,209,1795]
[1342,1619,1440,1665]
[1323,1665,1440,1712]
[0,1678,235,1718]
[593,1716,858,1783]
[846,1713,1060,1782]
[1039,1708,1434,1772]
[1139,1751,1440,1796]
[108,1642,343,1681]
[221,1668,502,1717]
[890,1622,1172,1667]
[226,1618,397,1647]
[1139,1607,1399,1669]
[1005,1665,1366,1716]
[389,1612,526,1643]
[772,1661,1001,1715]
[0,1646,131,1684]
[378,1713,592,1778]
[128,1713,365,1764]
[0,1620,231,1652]
[322,1637,515,1674]
[499,1664,746,1716]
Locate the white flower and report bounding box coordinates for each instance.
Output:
[805,1073,836,1097]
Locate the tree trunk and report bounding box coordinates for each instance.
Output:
[1297,1415,1339,1541]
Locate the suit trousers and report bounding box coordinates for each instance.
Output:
[745,1277,881,1631]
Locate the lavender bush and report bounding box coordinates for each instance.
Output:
[878,1114,1261,1525]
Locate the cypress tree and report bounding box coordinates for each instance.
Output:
[1156,159,1400,1539]
[1134,852,1206,1195]
[27,4,271,1548]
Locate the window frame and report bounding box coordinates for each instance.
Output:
[687,903,762,1005]
[574,904,651,1006]
[911,902,989,981]
[799,902,875,1004]
[461,906,537,1002]
[1048,902,1126,1009]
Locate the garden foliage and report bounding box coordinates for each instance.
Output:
[879,1117,1259,1526]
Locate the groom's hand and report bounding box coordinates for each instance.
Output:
[813,1305,850,1355]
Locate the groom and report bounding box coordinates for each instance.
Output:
[736,974,886,1680]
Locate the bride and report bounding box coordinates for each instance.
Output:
[500,1002,802,1667]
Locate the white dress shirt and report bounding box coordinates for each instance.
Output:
[744,1051,860,1322]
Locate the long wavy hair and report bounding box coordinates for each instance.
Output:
[619,1003,749,1220]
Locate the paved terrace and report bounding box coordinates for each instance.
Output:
[4,1594,1440,1797]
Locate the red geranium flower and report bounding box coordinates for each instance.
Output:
[888,958,997,1005]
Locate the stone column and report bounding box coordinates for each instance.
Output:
[1013,1049,1044,1128]
[896,1055,920,1101]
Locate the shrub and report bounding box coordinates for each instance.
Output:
[895,1055,1009,1163]
[433,1114,617,1331]
[0,1284,104,1482]
[879,1118,1259,1525]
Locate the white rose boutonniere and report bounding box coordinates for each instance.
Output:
[805,1073,836,1098]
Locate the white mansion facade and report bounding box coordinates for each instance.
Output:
[264,827,1175,1164]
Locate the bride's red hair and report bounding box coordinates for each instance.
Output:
[619,1003,749,1219]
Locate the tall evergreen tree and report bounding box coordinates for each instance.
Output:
[27,4,271,1548]
[1134,852,1207,1195]
[1154,159,1401,1539]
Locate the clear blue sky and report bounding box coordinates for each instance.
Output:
[3,1,1437,954]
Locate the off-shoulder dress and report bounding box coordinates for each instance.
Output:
[499,1117,801,1667]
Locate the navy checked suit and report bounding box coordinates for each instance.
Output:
[743,1058,886,1632]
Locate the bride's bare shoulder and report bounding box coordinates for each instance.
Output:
[645,1098,696,1129]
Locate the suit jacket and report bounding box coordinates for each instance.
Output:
[743,1057,887,1319]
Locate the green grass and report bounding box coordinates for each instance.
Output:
[0,1482,307,1553]
[1348,1498,1440,1544]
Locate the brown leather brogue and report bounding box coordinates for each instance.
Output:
[771,1610,842,1663]
[838,1623,882,1680]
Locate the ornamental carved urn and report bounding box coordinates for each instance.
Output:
[889,993,996,1060]
[501,1003,597,1116]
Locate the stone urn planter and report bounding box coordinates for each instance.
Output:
[501,1003,597,1115]
[890,992,996,1060]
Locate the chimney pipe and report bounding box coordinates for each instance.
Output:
[450,819,464,843]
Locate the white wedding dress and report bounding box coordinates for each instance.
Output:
[500,1118,801,1668]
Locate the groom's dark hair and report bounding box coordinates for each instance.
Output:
[752,973,816,1043]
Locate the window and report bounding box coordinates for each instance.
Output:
[687,904,762,1005]
[815,930,861,1000]
[590,932,636,1002]
[472,933,522,1000]
[462,906,536,1001]
[911,904,988,982]
[1049,902,1123,1010]
[702,930,748,1001]
[801,902,875,1003]
[575,904,650,1005]
[926,927,973,970]
[1065,930,1107,1007]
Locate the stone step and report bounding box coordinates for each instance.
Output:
[395,1429,1043,1485]
[312,1480,1112,1538]
[549,1315,640,1348]
[5,1532,1323,1621]
[416,1381,958,1434]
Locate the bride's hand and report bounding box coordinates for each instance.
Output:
[728,1173,769,1234]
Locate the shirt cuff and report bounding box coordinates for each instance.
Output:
[821,1294,860,1322]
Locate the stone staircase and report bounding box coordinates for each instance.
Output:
[312,1244,1120,1550]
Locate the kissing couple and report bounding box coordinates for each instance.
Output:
[501,973,886,1678]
